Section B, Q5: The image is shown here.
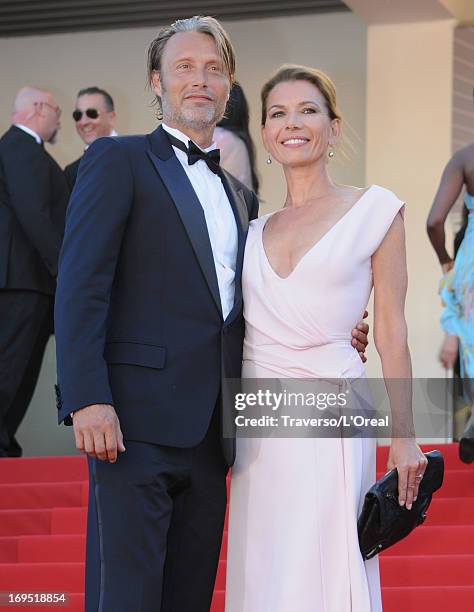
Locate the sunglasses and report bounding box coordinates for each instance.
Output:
[72,108,100,122]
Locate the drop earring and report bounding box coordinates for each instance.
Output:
[328,148,335,159]
[266,154,272,165]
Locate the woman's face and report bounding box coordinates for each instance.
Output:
[261,79,340,169]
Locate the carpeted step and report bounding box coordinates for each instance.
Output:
[0,456,87,483]
[51,507,87,535]
[0,509,51,537]
[209,587,474,612]
[426,497,474,525]
[18,534,86,563]
[0,534,86,563]
[0,481,85,510]
[381,586,474,612]
[0,562,84,592]
[380,554,474,587]
[215,554,474,590]
[383,525,474,556]
[0,537,18,562]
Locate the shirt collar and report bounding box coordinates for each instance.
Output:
[162,122,216,153]
[14,124,42,145]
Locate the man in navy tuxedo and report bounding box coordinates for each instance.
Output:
[55,16,369,612]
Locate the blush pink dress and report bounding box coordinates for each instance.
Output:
[225,185,405,612]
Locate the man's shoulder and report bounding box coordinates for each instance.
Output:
[0,125,36,150]
[110,133,151,150]
[0,126,44,168]
[86,133,152,159]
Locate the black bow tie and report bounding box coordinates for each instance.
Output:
[166,132,221,175]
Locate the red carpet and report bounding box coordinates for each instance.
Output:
[0,444,472,611]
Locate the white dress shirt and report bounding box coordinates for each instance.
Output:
[162,123,238,320]
[14,124,42,145]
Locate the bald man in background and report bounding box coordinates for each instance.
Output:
[0,87,69,457]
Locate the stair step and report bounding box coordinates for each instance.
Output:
[382,586,474,612]
[382,525,474,556]
[380,554,474,587]
[0,562,84,591]
[426,498,474,525]
[157,586,474,612]
[0,481,86,510]
[51,507,87,535]
[0,534,86,563]
[0,509,51,537]
[215,554,474,589]
[0,456,87,483]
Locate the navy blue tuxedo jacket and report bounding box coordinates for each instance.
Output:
[54,126,258,464]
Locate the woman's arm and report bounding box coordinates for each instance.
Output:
[427,152,465,269]
[372,211,427,509]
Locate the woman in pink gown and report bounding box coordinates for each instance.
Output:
[225,65,427,611]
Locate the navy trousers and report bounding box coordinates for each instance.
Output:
[85,407,228,612]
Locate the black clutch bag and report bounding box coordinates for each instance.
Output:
[358,450,444,560]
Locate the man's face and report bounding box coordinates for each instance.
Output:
[74,93,116,146]
[152,31,230,133]
[38,92,61,144]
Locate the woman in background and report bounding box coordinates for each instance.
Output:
[427,142,474,463]
[214,82,259,193]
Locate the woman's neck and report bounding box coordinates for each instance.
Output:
[283,162,335,209]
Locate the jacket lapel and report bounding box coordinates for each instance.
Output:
[219,172,249,323]
[147,126,223,318]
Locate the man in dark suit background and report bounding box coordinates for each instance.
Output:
[64,86,117,191]
[0,86,69,457]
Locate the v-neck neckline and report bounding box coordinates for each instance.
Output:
[260,185,376,281]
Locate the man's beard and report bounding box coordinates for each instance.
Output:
[161,87,226,132]
[162,99,224,131]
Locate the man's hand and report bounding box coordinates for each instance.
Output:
[352,310,369,363]
[72,404,125,463]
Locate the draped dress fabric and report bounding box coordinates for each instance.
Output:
[440,192,474,383]
[225,185,405,612]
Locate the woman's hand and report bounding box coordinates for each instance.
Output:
[442,260,454,274]
[438,334,459,370]
[387,438,428,510]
